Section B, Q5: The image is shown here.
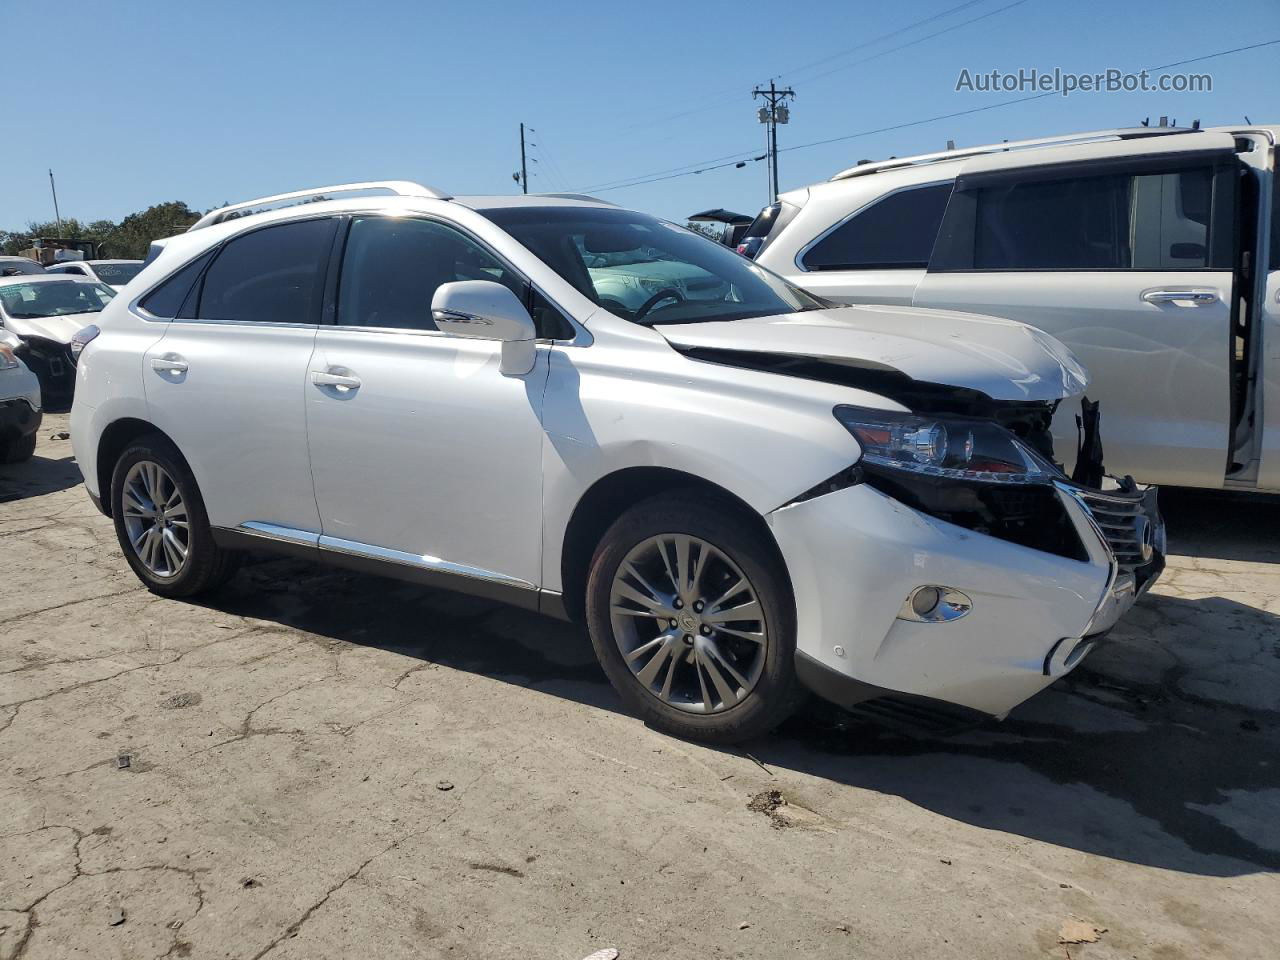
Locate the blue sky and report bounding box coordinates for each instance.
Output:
[4,0,1278,228]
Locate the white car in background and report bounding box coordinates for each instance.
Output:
[45,259,145,290]
[0,329,41,463]
[71,181,1162,743]
[749,124,1280,493]
[0,256,45,278]
[0,275,116,408]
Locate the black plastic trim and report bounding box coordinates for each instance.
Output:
[796,651,992,734]
[210,527,540,611]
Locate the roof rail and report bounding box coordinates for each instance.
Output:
[534,192,617,206]
[829,127,1200,181]
[187,181,451,231]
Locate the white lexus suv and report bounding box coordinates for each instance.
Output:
[71,181,1164,743]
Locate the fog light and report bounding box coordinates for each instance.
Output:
[911,586,941,618]
[897,586,972,623]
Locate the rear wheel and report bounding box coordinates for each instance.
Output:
[110,435,240,597]
[585,493,801,743]
[1,431,37,464]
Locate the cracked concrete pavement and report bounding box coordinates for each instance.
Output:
[2,415,1278,959]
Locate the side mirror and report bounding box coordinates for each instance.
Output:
[431,280,537,376]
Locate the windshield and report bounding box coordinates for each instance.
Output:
[92,262,143,285]
[480,205,829,325]
[0,280,115,319]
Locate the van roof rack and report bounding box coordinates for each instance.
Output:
[534,192,616,204]
[828,126,1200,182]
[187,181,451,231]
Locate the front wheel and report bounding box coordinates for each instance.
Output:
[585,493,801,744]
[110,435,240,598]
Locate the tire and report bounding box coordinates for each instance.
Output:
[110,434,241,598]
[1,431,37,464]
[585,492,802,744]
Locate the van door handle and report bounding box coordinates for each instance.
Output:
[311,370,362,390]
[150,355,188,373]
[1141,289,1219,306]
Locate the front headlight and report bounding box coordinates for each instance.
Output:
[834,405,1054,485]
[0,344,18,371]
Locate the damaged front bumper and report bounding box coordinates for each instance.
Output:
[766,472,1164,726]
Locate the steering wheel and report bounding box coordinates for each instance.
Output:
[633,288,685,320]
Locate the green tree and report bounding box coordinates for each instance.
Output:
[1,202,201,259]
[100,202,201,259]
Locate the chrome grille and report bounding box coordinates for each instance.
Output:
[1074,488,1151,570]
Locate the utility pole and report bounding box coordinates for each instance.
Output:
[753,81,794,201]
[517,123,529,194]
[48,168,64,236]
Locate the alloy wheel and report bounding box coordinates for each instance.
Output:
[121,460,190,579]
[609,533,768,714]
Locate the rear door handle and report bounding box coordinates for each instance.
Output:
[311,370,362,390]
[1141,289,1219,306]
[150,355,188,373]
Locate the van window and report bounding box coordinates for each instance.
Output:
[336,216,528,332]
[936,167,1217,271]
[197,218,336,323]
[1271,171,1280,272]
[802,183,951,271]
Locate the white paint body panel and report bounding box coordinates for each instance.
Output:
[306,328,548,587]
[144,322,323,533]
[757,125,1279,491]
[656,304,1089,403]
[913,271,1233,486]
[69,188,1153,721]
[1259,270,1280,491]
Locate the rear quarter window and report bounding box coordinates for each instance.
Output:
[801,183,952,271]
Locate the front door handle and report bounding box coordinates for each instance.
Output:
[1141,288,1219,306]
[311,370,362,391]
[150,355,188,374]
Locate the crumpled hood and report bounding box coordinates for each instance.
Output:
[1,310,100,345]
[656,304,1089,402]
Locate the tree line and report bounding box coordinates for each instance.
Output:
[0,201,202,261]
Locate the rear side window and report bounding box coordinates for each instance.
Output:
[139,250,214,318]
[802,184,951,270]
[935,166,1220,271]
[197,218,336,323]
[336,216,525,332]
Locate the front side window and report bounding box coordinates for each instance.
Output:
[482,206,828,325]
[197,218,336,323]
[937,166,1219,271]
[0,280,115,319]
[802,183,952,271]
[336,216,525,331]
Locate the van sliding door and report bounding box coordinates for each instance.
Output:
[913,132,1239,489]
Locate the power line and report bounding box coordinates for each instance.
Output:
[592,0,1019,142]
[1146,38,1280,72]
[528,127,573,193]
[579,146,764,192]
[772,0,991,83]
[579,0,1033,193]
[780,38,1280,155]
[584,38,1280,195]
[797,0,1032,86]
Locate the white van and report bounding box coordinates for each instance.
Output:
[751,125,1280,492]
